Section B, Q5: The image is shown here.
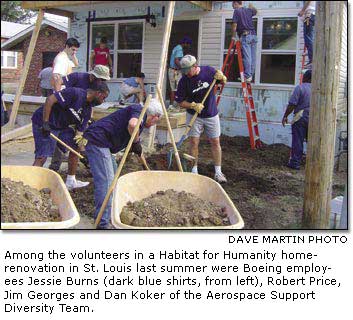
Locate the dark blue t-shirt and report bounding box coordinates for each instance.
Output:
[288,83,311,120]
[175,66,218,118]
[62,72,91,90]
[83,104,146,153]
[31,87,92,132]
[232,7,257,37]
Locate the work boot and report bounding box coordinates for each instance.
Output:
[214,172,227,183]
[66,179,90,190]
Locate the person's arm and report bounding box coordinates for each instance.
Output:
[282,105,296,127]
[37,71,42,92]
[51,73,63,92]
[89,51,95,70]
[282,86,300,126]
[299,1,311,16]
[71,53,79,67]
[231,9,238,38]
[108,53,113,70]
[137,78,145,91]
[174,57,181,69]
[128,117,140,143]
[43,94,58,122]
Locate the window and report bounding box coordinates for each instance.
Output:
[91,21,144,79]
[223,19,257,82]
[260,18,297,84]
[1,51,18,69]
[222,16,298,85]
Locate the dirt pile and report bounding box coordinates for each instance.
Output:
[1,178,61,223]
[120,189,230,227]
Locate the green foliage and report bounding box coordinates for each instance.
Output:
[1,1,36,23]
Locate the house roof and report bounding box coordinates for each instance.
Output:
[1,21,30,39]
[1,18,68,50]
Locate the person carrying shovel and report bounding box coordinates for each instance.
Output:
[175,55,228,183]
[31,82,110,189]
[73,98,163,229]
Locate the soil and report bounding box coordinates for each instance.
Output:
[120,189,230,227]
[51,135,346,229]
[1,178,61,223]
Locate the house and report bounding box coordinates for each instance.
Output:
[16,1,348,148]
[1,21,29,93]
[1,18,68,96]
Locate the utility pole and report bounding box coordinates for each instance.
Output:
[303,1,344,228]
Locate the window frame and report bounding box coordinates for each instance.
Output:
[89,19,145,80]
[1,51,18,69]
[221,11,300,89]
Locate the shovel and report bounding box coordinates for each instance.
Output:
[167,78,217,169]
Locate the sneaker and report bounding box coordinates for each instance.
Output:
[66,179,90,190]
[286,163,300,170]
[119,99,125,105]
[214,172,227,183]
[245,76,252,83]
[96,223,115,230]
[303,62,312,70]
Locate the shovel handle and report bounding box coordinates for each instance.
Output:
[50,133,83,159]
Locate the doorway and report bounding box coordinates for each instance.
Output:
[166,20,199,100]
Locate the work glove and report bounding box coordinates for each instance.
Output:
[190,102,204,114]
[130,141,143,157]
[41,121,51,137]
[74,131,88,148]
[214,70,227,84]
[88,118,95,126]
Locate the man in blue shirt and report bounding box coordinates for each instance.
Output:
[74,98,163,229]
[119,72,146,104]
[175,55,228,183]
[232,1,258,82]
[282,70,312,170]
[32,83,110,189]
[49,65,110,173]
[168,36,192,107]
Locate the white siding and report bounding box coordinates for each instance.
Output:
[337,2,347,116]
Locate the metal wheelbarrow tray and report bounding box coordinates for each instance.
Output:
[112,171,244,229]
[1,165,80,229]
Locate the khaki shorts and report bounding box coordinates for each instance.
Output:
[186,113,221,139]
[168,68,182,91]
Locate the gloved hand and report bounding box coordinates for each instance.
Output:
[41,121,51,137]
[214,70,227,84]
[190,102,204,114]
[130,141,143,156]
[88,118,95,126]
[74,132,88,148]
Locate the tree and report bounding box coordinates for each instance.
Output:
[1,1,36,23]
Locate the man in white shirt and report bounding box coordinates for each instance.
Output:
[298,1,316,68]
[51,38,80,91]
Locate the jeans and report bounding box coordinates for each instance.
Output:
[240,34,257,79]
[304,15,315,63]
[288,117,308,168]
[85,142,117,228]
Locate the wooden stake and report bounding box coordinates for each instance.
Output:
[7,9,44,129]
[157,87,183,172]
[148,1,175,149]
[303,1,344,228]
[94,95,152,228]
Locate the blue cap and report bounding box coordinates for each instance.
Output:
[181,36,192,45]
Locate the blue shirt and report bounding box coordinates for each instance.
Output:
[83,104,147,153]
[123,77,139,88]
[232,7,257,37]
[175,66,218,118]
[31,87,92,132]
[62,72,91,90]
[169,44,184,69]
[288,83,311,120]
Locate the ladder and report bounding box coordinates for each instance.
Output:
[299,46,307,84]
[216,38,261,149]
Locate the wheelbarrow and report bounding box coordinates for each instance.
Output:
[111,170,244,229]
[1,165,80,229]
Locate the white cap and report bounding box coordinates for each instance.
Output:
[180,55,197,74]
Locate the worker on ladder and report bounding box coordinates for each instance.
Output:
[298,1,316,69]
[231,1,258,83]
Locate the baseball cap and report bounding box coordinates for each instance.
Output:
[181,36,192,45]
[180,55,197,74]
[89,64,110,80]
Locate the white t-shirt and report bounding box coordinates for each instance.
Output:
[52,51,75,76]
[305,1,316,16]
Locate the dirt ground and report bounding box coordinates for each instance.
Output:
[1,136,347,229]
[120,189,230,227]
[1,178,61,223]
